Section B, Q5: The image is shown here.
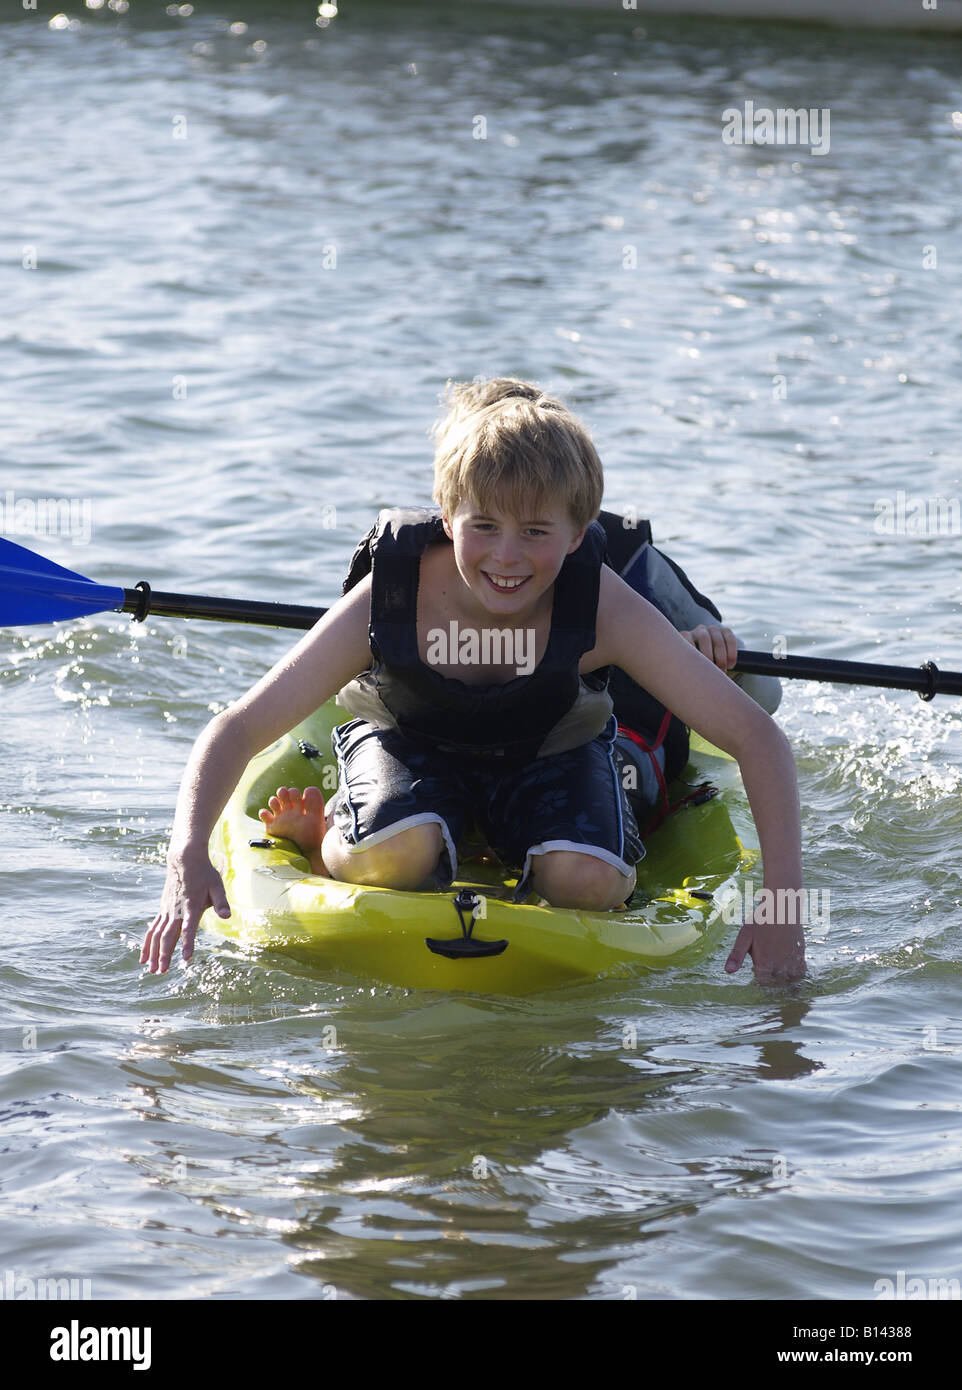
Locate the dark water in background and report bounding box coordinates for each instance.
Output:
[1,0,961,1300]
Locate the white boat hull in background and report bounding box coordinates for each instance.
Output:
[479,0,962,32]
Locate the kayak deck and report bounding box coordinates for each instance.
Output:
[203,703,755,994]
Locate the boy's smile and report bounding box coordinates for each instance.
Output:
[442,497,588,622]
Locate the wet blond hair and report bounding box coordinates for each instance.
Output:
[431,377,604,529]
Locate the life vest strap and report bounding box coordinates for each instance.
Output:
[618,715,717,839]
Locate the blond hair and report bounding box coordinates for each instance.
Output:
[431,377,604,529]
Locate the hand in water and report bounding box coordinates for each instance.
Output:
[725,916,806,983]
[141,847,230,974]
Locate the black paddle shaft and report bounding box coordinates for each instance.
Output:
[121,588,962,699]
[733,650,962,700]
[122,585,324,629]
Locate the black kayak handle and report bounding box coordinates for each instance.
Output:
[425,889,508,959]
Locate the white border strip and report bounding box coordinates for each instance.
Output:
[339,810,459,885]
[329,724,459,882]
[515,838,638,903]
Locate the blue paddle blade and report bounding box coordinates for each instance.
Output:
[0,536,125,627]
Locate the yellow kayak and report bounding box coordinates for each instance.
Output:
[202,701,755,994]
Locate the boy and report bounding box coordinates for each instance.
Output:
[419,377,784,812]
[142,382,805,981]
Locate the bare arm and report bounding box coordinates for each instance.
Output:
[586,567,804,981]
[141,576,373,973]
[168,575,373,854]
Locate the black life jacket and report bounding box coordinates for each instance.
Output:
[338,507,612,762]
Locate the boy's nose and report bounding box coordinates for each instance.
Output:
[491,534,524,567]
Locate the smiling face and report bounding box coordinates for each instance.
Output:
[442,497,588,617]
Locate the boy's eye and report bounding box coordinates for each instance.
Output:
[472,523,548,536]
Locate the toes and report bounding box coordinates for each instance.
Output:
[303,786,325,815]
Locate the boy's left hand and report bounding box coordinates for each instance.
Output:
[679,623,738,672]
[725,916,806,983]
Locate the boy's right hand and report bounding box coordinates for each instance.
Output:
[679,623,738,672]
[140,847,231,974]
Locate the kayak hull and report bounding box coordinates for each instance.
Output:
[203,702,755,995]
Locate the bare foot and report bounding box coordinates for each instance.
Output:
[259,785,329,877]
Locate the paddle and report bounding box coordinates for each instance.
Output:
[0,534,323,631]
[2,534,960,699]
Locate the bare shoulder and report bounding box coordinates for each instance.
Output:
[338,569,373,622]
[226,574,373,752]
[580,563,658,671]
[585,564,775,759]
[419,536,454,582]
[305,570,373,671]
[416,538,460,623]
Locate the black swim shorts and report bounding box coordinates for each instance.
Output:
[328,715,645,901]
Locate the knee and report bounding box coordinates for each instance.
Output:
[531,850,634,911]
[324,822,444,890]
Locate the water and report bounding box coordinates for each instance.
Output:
[1,0,961,1305]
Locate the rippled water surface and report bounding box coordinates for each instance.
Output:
[2,0,961,1302]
